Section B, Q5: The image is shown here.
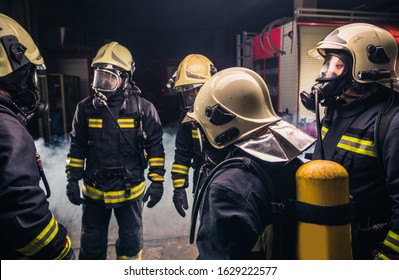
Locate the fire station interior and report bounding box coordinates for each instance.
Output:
[1,0,399,259]
[2,0,398,143]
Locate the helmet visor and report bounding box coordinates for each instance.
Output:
[174,83,202,93]
[92,68,120,92]
[316,55,348,82]
[181,87,199,109]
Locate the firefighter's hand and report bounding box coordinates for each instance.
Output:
[143,182,164,208]
[66,181,84,205]
[173,187,189,217]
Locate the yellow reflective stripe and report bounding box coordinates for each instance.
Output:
[173,178,186,188]
[148,173,164,182]
[191,129,199,139]
[337,135,376,157]
[117,249,142,260]
[88,118,103,128]
[54,236,72,260]
[383,230,399,252]
[66,157,84,168]
[16,215,58,257]
[171,164,189,175]
[83,182,145,204]
[250,224,273,259]
[321,126,328,140]
[378,252,391,260]
[148,157,165,167]
[82,184,103,200]
[117,118,135,128]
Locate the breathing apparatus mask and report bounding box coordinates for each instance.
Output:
[0,62,48,121]
[92,64,129,108]
[180,86,201,110]
[300,50,353,112]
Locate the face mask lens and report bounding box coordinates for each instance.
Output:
[317,55,346,81]
[182,88,198,108]
[92,69,120,92]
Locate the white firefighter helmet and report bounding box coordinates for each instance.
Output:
[187,67,280,149]
[309,23,398,85]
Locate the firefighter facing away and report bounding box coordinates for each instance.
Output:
[169,54,217,217]
[0,13,74,259]
[187,67,315,259]
[301,23,399,259]
[65,42,165,260]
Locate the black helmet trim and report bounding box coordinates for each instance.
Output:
[1,35,30,73]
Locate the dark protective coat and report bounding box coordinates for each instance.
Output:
[313,85,399,259]
[196,149,301,260]
[65,90,165,259]
[66,91,165,207]
[0,99,73,260]
[171,112,203,190]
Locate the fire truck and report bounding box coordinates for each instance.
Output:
[237,8,399,137]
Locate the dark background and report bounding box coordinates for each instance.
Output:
[1,0,399,127]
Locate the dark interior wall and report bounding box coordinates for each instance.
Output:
[2,0,399,128]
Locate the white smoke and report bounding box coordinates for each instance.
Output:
[35,123,194,249]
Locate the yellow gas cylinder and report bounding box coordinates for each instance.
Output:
[296,159,352,259]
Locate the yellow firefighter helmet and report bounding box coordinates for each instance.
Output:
[91,41,135,73]
[0,13,44,77]
[174,54,216,92]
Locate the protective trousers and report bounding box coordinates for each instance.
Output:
[79,200,143,260]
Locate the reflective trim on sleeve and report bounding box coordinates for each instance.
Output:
[117,118,135,128]
[321,126,328,140]
[148,157,165,167]
[191,129,199,139]
[383,230,399,253]
[337,134,376,157]
[16,215,58,257]
[171,163,189,175]
[54,236,72,260]
[88,118,103,128]
[378,252,391,260]
[83,181,145,204]
[173,178,186,188]
[148,173,165,182]
[66,157,85,168]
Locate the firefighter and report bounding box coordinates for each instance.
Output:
[169,54,216,217]
[65,41,165,260]
[301,23,399,259]
[186,67,315,259]
[0,13,74,260]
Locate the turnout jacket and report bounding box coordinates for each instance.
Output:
[0,99,73,260]
[196,149,301,260]
[313,86,399,256]
[66,90,165,207]
[171,112,202,189]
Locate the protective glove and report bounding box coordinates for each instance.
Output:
[66,180,84,205]
[173,187,189,217]
[143,182,164,208]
